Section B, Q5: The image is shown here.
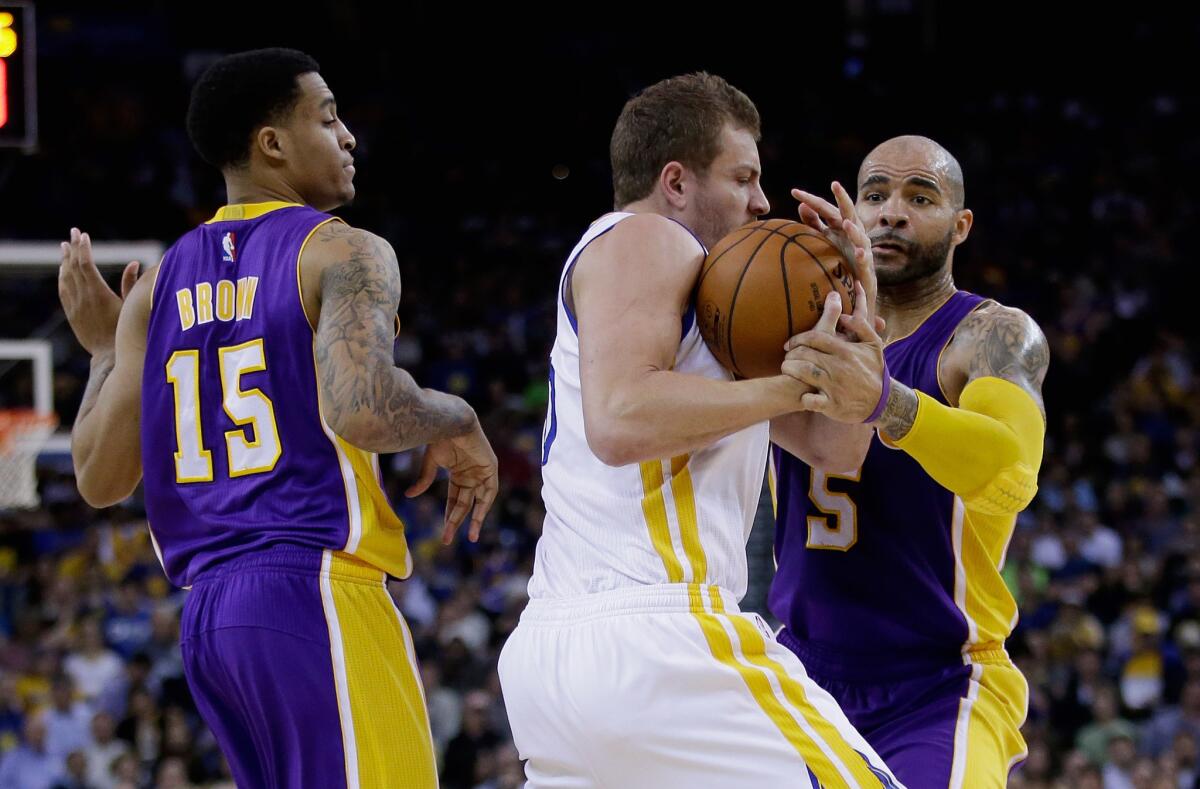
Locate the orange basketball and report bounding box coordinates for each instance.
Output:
[695,219,856,380]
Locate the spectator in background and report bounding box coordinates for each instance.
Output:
[42,676,91,763]
[441,689,500,789]
[50,750,91,789]
[1100,733,1138,789]
[0,715,64,789]
[62,619,122,704]
[1075,684,1138,765]
[1141,679,1200,758]
[83,712,127,789]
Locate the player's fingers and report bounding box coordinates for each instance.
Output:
[66,229,81,271]
[842,215,871,250]
[799,392,831,413]
[120,261,140,300]
[791,189,841,224]
[838,313,879,344]
[79,233,110,290]
[797,203,826,232]
[468,479,498,543]
[404,449,439,497]
[443,481,475,543]
[875,316,887,334]
[832,182,860,223]
[781,358,829,387]
[814,291,842,334]
[784,334,840,358]
[851,282,870,322]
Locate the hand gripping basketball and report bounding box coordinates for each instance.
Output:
[780,283,888,423]
[791,182,878,323]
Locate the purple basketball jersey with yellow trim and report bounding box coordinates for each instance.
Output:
[770,290,1025,679]
[141,203,410,588]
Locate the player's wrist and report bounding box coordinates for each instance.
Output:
[89,346,117,363]
[862,361,891,423]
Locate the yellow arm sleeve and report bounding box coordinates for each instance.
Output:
[886,376,1045,515]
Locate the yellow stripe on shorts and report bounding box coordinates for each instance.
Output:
[638,461,882,788]
[950,660,1029,789]
[325,552,437,789]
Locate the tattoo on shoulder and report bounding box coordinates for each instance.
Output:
[958,305,1049,391]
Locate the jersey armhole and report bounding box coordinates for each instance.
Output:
[561,224,619,336]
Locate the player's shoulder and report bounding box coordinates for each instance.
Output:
[583,212,706,282]
[301,221,397,274]
[602,212,703,251]
[947,297,1050,389]
[957,299,1046,347]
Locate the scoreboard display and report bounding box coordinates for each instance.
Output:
[0,2,35,149]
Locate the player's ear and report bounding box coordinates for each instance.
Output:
[659,161,688,209]
[254,126,288,164]
[951,208,973,246]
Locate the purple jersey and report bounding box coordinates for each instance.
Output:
[142,202,410,588]
[769,290,1022,680]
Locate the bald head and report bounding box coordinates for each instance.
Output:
[858,135,964,210]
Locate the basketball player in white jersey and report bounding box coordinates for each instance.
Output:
[498,73,902,788]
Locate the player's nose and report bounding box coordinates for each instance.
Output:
[749,184,770,217]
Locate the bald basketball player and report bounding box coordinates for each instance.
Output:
[770,136,1047,788]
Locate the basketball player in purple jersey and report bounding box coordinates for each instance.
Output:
[773,136,1048,787]
[57,48,498,788]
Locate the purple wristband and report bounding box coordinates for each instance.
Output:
[864,361,891,424]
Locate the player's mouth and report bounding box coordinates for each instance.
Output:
[871,236,909,256]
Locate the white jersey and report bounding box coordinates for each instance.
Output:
[529,212,770,601]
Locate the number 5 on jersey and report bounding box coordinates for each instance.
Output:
[806,468,861,551]
[165,338,281,483]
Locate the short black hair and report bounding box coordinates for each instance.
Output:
[186,48,321,170]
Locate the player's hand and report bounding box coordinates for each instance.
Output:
[781,286,887,423]
[792,182,878,319]
[405,421,499,545]
[58,228,140,356]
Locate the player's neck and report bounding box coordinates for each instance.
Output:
[876,265,956,343]
[222,172,306,208]
[621,196,681,223]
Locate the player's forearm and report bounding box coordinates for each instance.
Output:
[770,412,873,473]
[586,371,802,466]
[878,377,1045,515]
[328,365,478,453]
[72,353,141,507]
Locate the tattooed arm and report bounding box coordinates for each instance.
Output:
[873,301,1049,515]
[873,303,1047,441]
[939,302,1049,414]
[306,222,499,540]
[306,222,476,452]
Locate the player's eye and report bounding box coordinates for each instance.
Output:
[323,117,338,126]
[912,195,931,205]
[865,193,884,202]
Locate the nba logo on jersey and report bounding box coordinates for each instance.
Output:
[221,232,237,263]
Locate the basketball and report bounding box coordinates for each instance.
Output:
[695,219,857,380]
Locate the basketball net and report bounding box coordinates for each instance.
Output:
[0,409,57,509]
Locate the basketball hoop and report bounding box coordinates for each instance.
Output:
[0,409,57,509]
